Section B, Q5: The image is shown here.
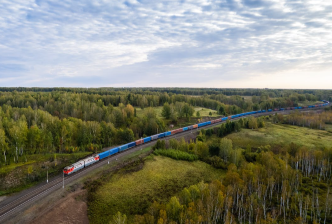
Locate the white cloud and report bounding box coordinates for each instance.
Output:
[0,0,332,88]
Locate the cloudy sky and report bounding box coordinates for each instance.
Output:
[1,0,332,88]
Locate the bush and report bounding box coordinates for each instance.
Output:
[205,156,227,169]
[154,149,198,161]
[153,140,166,150]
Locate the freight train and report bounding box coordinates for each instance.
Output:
[63,101,330,175]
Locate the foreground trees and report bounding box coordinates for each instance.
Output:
[128,147,332,224]
[118,118,332,224]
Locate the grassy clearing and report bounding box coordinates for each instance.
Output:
[325,124,332,133]
[135,106,219,119]
[226,122,332,150]
[194,107,218,117]
[135,106,163,119]
[88,156,225,224]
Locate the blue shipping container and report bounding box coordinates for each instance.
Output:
[183,127,188,131]
[158,133,165,138]
[128,142,136,148]
[222,117,228,121]
[98,151,109,160]
[165,131,171,136]
[198,123,206,127]
[119,144,128,152]
[144,137,152,143]
[110,147,119,155]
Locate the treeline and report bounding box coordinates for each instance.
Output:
[1,89,331,122]
[273,110,332,130]
[0,90,242,119]
[1,87,331,100]
[209,92,323,111]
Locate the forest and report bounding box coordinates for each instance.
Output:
[0,88,332,223]
[102,116,332,224]
[0,87,331,167]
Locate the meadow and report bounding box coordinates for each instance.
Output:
[135,106,219,118]
[226,122,332,150]
[88,155,225,224]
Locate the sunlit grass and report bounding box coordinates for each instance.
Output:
[88,156,225,224]
[227,122,332,150]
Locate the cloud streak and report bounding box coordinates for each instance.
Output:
[0,0,332,88]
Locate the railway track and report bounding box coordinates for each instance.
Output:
[0,108,326,223]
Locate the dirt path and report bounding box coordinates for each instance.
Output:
[28,189,89,224]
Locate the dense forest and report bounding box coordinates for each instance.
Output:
[107,117,332,224]
[1,88,331,223]
[0,87,331,168]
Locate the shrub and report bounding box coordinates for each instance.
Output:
[154,149,198,161]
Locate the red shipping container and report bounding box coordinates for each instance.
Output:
[135,139,144,145]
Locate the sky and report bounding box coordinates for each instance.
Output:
[1,0,332,88]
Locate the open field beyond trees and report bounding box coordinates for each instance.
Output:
[226,122,332,150]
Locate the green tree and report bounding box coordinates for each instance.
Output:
[28,125,41,154]
[161,102,171,119]
[166,197,182,221]
[218,105,225,115]
[219,138,233,162]
[183,103,194,119]
[248,116,258,129]
[153,139,166,150]
[111,211,127,224]
[9,117,28,162]
[27,165,33,179]
[0,128,8,165]
[195,141,209,160]
[196,131,206,142]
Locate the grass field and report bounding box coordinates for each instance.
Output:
[194,107,218,117]
[226,122,332,150]
[325,124,332,133]
[135,106,219,119]
[135,106,164,119]
[88,156,225,224]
